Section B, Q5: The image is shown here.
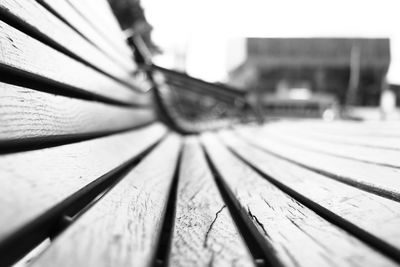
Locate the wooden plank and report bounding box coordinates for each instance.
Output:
[0,124,166,244]
[38,0,134,72]
[221,130,400,258]
[66,0,133,60]
[288,120,400,137]
[82,0,128,45]
[0,0,145,92]
[262,125,400,168]
[169,138,254,267]
[237,126,400,201]
[30,134,181,267]
[0,81,154,146]
[201,133,397,267]
[0,20,150,106]
[266,122,400,151]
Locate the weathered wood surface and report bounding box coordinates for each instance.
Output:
[0,20,150,106]
[202,133,397,267]
[0,0,142,91]
[38,0,134,72]
[0,82,154,145]
[267,122,400,150]
[169,138,254,267]
[237,126,400,201]
[220,130,400,257]
[260,125,400,168]
[31,134,181,267]
[66,0,133,60]
[0,124,166,243]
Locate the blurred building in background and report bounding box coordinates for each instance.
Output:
[229,38,391,106]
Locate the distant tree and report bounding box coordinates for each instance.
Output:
[108,0,160,54]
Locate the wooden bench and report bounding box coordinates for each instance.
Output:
[150,65,254,133]
[1,1,400,267]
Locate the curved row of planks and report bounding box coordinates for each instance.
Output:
[0,0,161,264]
[0,0,152,106]
[3,121,400,266]
[1,0,400,265]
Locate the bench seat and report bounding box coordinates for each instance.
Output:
[1,0,400,266]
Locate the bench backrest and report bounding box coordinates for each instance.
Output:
[0,0,161,265]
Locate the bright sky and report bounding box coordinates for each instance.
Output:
[142,0,400,83]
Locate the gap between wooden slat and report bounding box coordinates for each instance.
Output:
[0,121,155,155]
[66,0,130,57]
[65,0,131,61]
[150,147,183,267]
[201,144,282,267]
[0,135,165,266]
[236,130,400,203]
[0,64,148,107]
[262,129,400,169]
[0,5,141,92]
[223,135,400,265]
[36,0,133,72]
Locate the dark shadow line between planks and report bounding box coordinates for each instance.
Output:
[0,120,156,155]
[235,131,400,203]
[201,144,284,267]
[0,133,167,267]
[222,139,400,265]
[35,0,131,72]
[0,64,148,108]
[150,146,183,267]
[0,7,142,93]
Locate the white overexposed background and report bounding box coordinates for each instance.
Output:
[142,0,400,84]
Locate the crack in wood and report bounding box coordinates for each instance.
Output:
[247,207,270,240]
[203,205,226,248]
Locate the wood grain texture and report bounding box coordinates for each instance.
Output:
[0,124,166,243]
[237,126,400,201]
[169,138,254,267]
[221,131,400,256]
[201,133,397,267]
[38,0,134,72]
[0,0,143,91]
[261,125,400,168]
[0,20,149,106]
[30,134,181,267]
[0,81,154,144]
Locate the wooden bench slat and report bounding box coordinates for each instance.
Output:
[65,0,133,61]
[79,0,130,49]
[289,120,400,137]
[30,134,180,267]
[37,0,134,72]
[237,126,400,201]
[0,124,166,243]
[267,122,400,151]
[169,138,254,267]
[262,125,400,168]
[0,20,150,106]
[221,130,400,257]
[201,133,397,267]
[0,81,154,146]
[0,0,144,92]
